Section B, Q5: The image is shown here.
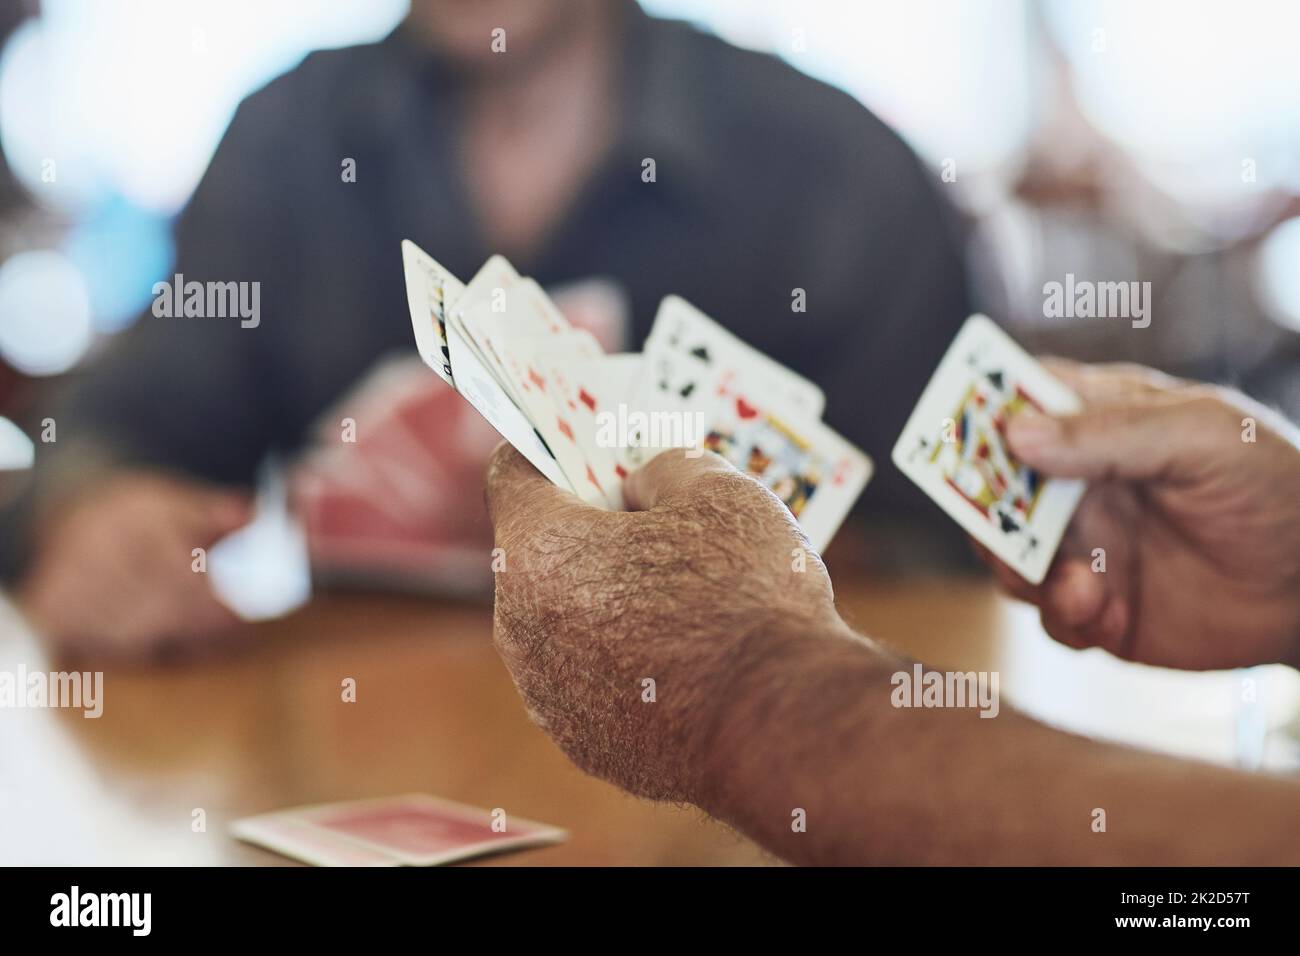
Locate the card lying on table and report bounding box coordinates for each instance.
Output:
[891,314,1086,585]
[400,240,871,551]
[231,794,567,866]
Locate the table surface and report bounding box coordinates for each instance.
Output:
[2,572,1296,866]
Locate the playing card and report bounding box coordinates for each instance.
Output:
[474,300,610,507]
[401,240,464,386]
[891,314,1086,585]
[558,352,642,506]
[446,256,528,403]
[702,387,872,552]
[400,244,581,493]
[644,295,825,418]
[519,330,622,507]
[621,334,714,471]
[451,261,567,411]
[295,356,457,525]
[232,794,567,867]
[446,312,573,491]
[398,241,872,550]
[622,296,829,471]
[516,278,571,336]
[230,814,401,867]
[545,276,630,352]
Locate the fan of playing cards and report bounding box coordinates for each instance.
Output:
[402,240,874,551]
[403,240,1089,571]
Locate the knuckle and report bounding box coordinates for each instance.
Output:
[1186,390,1235,421]
[1166,392,1238,443]
[483,448,514,506]
[687,467,767,509]
[1107,361,1168,386]
[1083,403,1140,437]
[485,441,516,479]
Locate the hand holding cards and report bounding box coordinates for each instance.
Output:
[401,240,872,551]
[404,241,1082,574]
[892,314,1086,584]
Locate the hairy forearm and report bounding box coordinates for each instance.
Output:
[695,618,1300,865]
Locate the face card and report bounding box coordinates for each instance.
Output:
[401,240,464,386]
[232,794,567,867]
[702,389,872,552]
[891,314,1085,585]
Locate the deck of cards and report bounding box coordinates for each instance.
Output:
[231,794,566,866]
[891,314,1087,585]
[402,240,873,551]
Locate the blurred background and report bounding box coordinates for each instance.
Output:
[0,2,1298,866]
[0,0,1296,431]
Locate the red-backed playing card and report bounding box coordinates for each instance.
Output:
[232,794,567,867]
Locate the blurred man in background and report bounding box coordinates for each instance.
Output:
[1,0,969,654]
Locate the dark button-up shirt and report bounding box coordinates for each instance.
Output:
[2,5,970,576]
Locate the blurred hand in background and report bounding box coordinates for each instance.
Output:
[16,473,252,657]
[978,361,1300,670]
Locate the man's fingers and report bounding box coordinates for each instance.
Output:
[623,449,749,512]
[1013,359,1225,482]
[484,442,591,538]
[975,543,1108,630]
[1040,358,1180,405]
[970,539,1042,604]
[973,539,1120,650]
[1005,395,1230,482]
[1038,608,1093,651]
[1041,559,1108,629]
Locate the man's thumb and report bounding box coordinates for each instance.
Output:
[623,449,746,511]
[1005,398,1226,482]
[484,442,587,533]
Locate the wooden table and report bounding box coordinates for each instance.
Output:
[2,573,1295,865]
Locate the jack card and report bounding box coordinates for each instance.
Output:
[702,387,872,552]
[891,314,1085,585]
